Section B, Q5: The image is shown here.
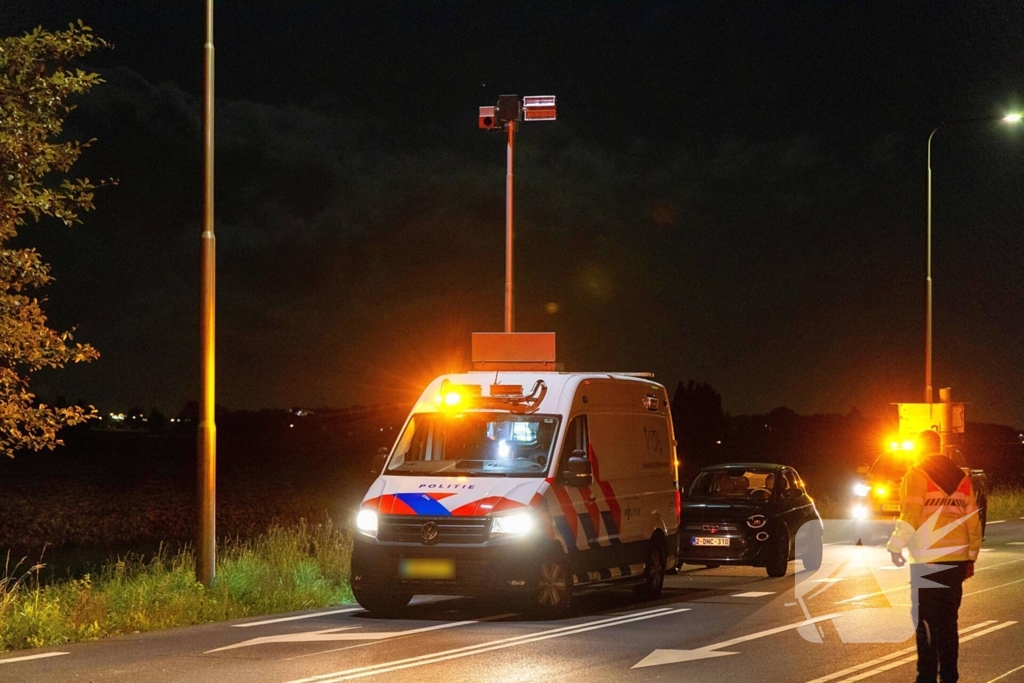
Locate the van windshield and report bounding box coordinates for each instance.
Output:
[386,412,560,477]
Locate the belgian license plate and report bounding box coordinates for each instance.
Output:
[882,503,900,512]
[399,558,455,579]
[692,536,730,547]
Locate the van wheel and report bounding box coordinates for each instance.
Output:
[531,555,573,618]
[765,528,790,577]
[353,587,412,617]
[634,539,666,600]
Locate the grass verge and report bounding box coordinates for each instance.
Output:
[1,518,353,652]
[987,487,1024,521]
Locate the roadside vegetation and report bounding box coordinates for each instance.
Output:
[987,487,1024,521]
[1,518,353,652]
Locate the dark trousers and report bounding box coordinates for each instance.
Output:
[911,562,968,683]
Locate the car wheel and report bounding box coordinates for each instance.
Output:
[800,525,823,572]
[633,538,666,600]
[531,555,573,619]
[352,587,412,617]
[765,528,790,577]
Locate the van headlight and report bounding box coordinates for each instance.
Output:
[491,511,535,537]
[356,509,378,537]
[853,483,871,497]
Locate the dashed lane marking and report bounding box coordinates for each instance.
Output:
[986,662,1024,683]
[836,557,1024,604]
[0,652,70,665]
[234,608,363,627]
[731,591,775,598]
[987,520,1006,524]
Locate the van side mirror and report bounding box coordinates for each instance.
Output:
[564,449,593,486]
[371,446,389,475]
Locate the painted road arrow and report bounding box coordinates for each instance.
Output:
[206,620,482,653]
[632,613,842,668]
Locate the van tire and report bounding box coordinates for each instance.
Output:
[530,555,573,619]
[634,538,666,600]
[352,588,412,617]
[765,528,790,577]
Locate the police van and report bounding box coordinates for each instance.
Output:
[351,353,680,617]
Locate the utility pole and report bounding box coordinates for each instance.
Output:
[478,95,557,333]
[197,0,217,586]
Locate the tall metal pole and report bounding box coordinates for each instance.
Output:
[925,127,937,404]
[197,0,217,586]
[504,121,516,333]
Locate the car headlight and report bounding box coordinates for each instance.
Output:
[746,514,767,529]
[491,511,535,537]
[356,509,378,537]
[853,483,871,497]
[851,504,868,520]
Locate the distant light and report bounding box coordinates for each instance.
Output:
[853,483,871,497]
[715,440,722,445]
[874,486,888,498]
[1003,113,1023,123]
[851,504,868,520]
[889,440,900,450]
[901,440,915,451]
[289,423,294,428]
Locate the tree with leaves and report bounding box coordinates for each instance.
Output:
[0,23,110,456]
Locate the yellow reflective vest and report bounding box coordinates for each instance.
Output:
[886,458,982,563]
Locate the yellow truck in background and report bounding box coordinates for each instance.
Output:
[851,391,989,534]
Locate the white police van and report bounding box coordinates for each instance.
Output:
[351,356,680,617]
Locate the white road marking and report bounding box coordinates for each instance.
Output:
[632,613,840,668]
[233,608,363,627]
[802,620,998,683]
[0,652,70,665]
[834,621,1017,681]
[987,520,1006,525]
[980,548,994,552]
[208,620,476,653]
[810,578,844,583]
[285,607,690,682]
[964,576,1024,597]
[731,591,775,598]
[837,557,1024,604]
[987,662,1024,682]
[280,612,517,661]
[1007,542,1024,546]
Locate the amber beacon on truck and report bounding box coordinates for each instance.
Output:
[351,333,681,617]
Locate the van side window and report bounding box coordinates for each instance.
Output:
[560,415,589,471]
[783,469,802,493]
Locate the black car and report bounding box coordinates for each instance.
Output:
[676,463,823,577]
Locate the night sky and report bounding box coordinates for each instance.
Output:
[7,2,1024,426]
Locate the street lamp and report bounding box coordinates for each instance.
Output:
[924,112,1021,403]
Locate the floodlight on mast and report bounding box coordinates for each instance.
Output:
[478,95,557,333]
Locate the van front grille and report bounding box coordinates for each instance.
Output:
[377,515,490,544]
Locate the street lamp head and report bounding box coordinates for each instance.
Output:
[1003,113,1022,123]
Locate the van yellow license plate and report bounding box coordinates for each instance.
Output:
[692,537,730,547]
[399,558,455,579]
[882,503,901,512]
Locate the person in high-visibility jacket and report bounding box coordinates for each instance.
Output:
[887,429,982,683]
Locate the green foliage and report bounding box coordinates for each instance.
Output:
[0,518,355,651]
[987,487,1024,521]
[0,22,110,456]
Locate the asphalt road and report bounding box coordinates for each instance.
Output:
[3,519,1023,683]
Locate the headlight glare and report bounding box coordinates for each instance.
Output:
[356,509,378,536]
[853,483,871,497]
[491,511,535,536]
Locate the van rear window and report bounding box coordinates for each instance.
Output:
[386,413,560,477]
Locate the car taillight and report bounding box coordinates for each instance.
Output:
[675,488,681,519]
